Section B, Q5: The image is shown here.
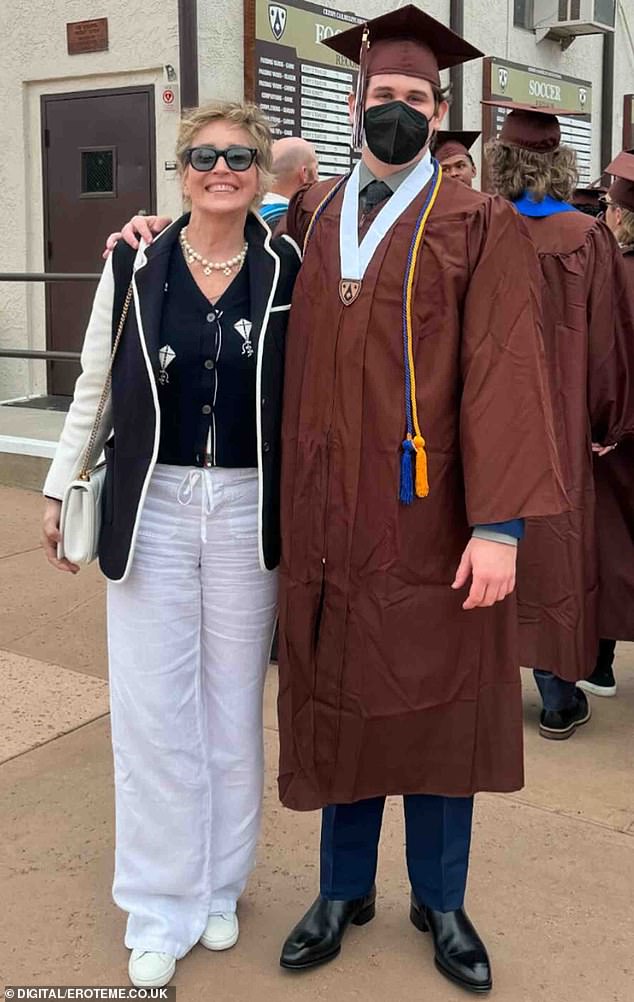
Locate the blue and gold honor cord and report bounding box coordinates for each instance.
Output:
[304,160,444,503]
[400,159,443,504]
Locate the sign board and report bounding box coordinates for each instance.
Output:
[66,18,109,55]
[482,57,593,187]
[162,86,179,110]
[245,0,364,177]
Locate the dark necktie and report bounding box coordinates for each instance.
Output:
[362,179,392,212]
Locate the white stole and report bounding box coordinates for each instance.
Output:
[339,151,434,282]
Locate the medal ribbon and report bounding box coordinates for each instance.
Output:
[339,151,434,284]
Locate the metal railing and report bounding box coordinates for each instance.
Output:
[0,273,100,282]
[0,349,81,361]
[0,272,99,362]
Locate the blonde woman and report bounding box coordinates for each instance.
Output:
[41,102,301,988]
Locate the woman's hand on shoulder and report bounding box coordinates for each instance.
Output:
[42,498,80,574]
[592,442,618,457]
[102,215,173,259]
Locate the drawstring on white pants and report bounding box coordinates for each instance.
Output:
[176,469,215,543]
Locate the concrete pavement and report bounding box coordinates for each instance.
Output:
[1,484,633,1000]
[0,403,66,490]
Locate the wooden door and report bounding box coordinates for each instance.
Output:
[42,87,156,395]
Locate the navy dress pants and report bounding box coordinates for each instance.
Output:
[320,794,474,913]
[533,669,577,711]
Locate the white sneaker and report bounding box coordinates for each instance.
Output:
[200,912,239,951]
[128,949,176,988]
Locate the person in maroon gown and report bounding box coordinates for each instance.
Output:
[580,150,634,698]
[276,9,566,992]
[485,106,634,737]
[433,129,480,186]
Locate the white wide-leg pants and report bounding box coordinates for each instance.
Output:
[107,465,278,958]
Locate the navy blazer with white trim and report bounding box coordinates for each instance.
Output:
[44,211,302,581]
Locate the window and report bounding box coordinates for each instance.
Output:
[513,1,534,29]
[81,148,116,197]
[595,0,616,27]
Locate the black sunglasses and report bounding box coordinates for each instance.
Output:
[598,195,616,209]
[186,145,258,172]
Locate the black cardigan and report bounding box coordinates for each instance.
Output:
[99,212,301,580]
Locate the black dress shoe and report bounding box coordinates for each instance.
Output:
[410,895,492,993]
[280,890,376,970]
[539,687,592,740]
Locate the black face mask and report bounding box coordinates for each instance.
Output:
[363,100,430,166]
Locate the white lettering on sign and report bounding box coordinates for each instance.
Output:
[301,63,352,84]
[315,23,341,43]
[528,80,562,102]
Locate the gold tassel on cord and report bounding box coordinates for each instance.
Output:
[351,27,370,150]
[413,435,430,498]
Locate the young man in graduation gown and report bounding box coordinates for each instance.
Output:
[580,151,634,698]
[433,130,480,186]
[485,108,634,738]
[277,8,567,992]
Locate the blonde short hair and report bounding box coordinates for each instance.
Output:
[176,101,275,207]
[615,206,634,247]
[485,139,579,204]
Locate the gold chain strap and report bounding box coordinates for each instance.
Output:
[78,282,134,481]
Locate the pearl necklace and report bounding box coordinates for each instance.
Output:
[180,228,248,276]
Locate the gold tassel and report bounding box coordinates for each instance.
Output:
[352,27,370,150]
[413,435,429,498]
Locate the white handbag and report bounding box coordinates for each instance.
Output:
[58,283,133,564]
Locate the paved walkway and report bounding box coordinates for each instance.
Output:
[1,485,632,1000]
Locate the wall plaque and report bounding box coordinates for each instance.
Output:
[67,18,109,56]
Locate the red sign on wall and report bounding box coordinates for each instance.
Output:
[161,86,179,111]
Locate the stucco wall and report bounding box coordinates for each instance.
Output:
[198,0,247,103]
[464,5,632,183]
[0,0,182,401]
[614,1,634,150]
